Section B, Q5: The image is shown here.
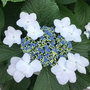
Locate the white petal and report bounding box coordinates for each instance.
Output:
[84,31,89,38]
[8,26,15,33]
[7,65,16,76]
[5,27,15,37]
[55,27,61,33]
[66,70,76,83]
[87,86,90,89]
[30,60,42,72]
[15,38,21,44]
[73,36,82,42]
[68,53,76,62]
[37,30,44,37]
[56,72,69,85]
[51,65,61,75]
[60,28,69,37]
[3,37,14,47]
[16,19,27,29]
[54,19,61,27]
[13,71,25,83]
[24,66,34,78]
[65,36,73,42]
[77,56,89,67]
[10,57,21,65]
[58,57,66,68]
[20,12,29,20]
[29,13,37,21]
[77,64,86,74]
[27,26,34,32]
[85,22,90,31]
[16,60,28,72]
[22,53,31,63]
[74,53,80,60]
[66,60,76,71]
[61,17,70,27]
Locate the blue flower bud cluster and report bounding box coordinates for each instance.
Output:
[21,26,72,67]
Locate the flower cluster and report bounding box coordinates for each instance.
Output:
[51,53,89,85]
[54,17,82,42]
[84,22,90,39]
[3,12,89,85]
[7,53,42,83]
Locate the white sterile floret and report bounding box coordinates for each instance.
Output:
[3,26,22,47]
[65,25,82,42]
[16,53,42,78]
[66,53,89,74]
[16,12,40,30]
[54,17,71,37]
[7,57,25,83]
[85,22,90,31]
[84,31,89,39]
[27,26,44,40]
[51,57,76,85]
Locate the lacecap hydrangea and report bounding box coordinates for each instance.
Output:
[3,12,89,85]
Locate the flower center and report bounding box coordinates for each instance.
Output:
[12,36,15,38]
[63,69,66,71]
[62,26,64,28]
[33,32,35,34]
[75,61,78,64]
[27,21,29,23]
[21,26,72,67]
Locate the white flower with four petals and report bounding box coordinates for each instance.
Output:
[66,53,89,74]
[7,53,42,83]
[3,26,22,47]
[54,17,71,37]
[51,57,76,85]
[27,26,44,40]
[16,12,40,30]
[54,17,82,42]
[65,25,82,42]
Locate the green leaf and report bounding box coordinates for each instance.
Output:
[55,0,77,4]
[55,4,80,28]
[21,0,60,27]
[71,34,90,58]
[74,0,90,31]
[69,72,90,90]
[0,64,12,83]
[0,44,23,62]
[34,67,69,90]
[1,0,25,7]
[3,78,30,90]
[0,7,4,43]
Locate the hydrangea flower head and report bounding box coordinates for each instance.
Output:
[3,26,22,47]
[51,57,76,85]
[16,12,39,30]
[21,26,72,67]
